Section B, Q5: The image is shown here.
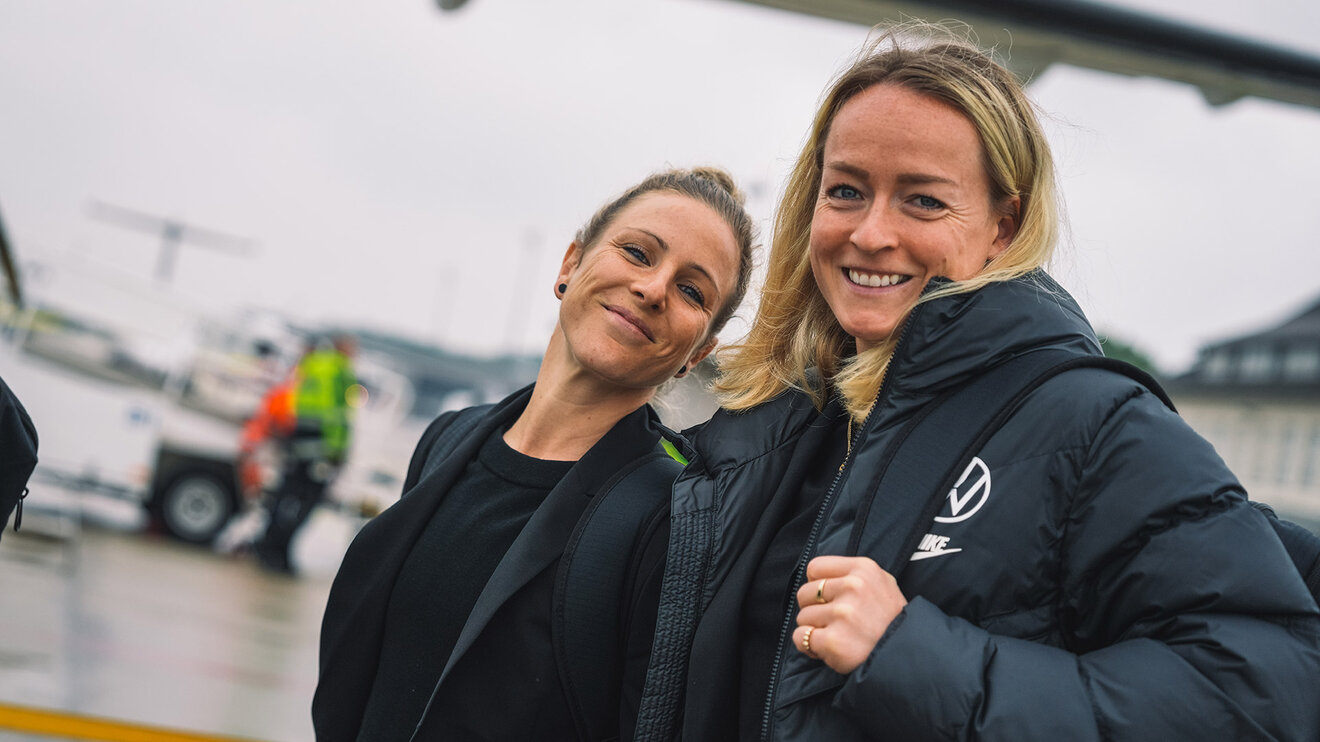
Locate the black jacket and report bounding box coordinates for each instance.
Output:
[314,386,673,741]
[653,273,1320,741]
[0,375,37,536]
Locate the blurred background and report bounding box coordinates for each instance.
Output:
[2,0,1319,739]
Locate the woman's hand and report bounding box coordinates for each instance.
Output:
[791,555,907,674]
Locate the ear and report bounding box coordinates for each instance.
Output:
[989,196,1021,259]
[679,335,719,377]
[555,241,583,297]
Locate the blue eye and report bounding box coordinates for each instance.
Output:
[914,195,945,210]
[680,284,705,307]
[623,244,650,264]
[826,184,861,200]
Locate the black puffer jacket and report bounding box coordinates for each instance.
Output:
[643,273,1320,742]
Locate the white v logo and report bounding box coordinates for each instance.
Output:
[935,456,991,523]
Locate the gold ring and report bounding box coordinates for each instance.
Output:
[815,578,828,604]
[802,626,815,656]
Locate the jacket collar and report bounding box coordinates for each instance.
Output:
[888,270,1100,399]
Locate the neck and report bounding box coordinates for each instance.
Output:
[503,327,655,461]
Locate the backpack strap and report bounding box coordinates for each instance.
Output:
[554,442,685,742]
[849,348,1320,610]
[413,404,491,484]
[847,349,1173,576]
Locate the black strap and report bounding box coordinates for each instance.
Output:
[555,449,683,742]
[1304,550,1320,603]
[416,405,490,482]
[848,348,1320,610]
[847,349,1172,577]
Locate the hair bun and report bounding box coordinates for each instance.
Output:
[687,166,746,206]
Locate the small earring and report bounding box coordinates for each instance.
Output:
[558,283,567,294]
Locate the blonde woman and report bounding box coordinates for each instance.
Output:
[637,26,1320,742]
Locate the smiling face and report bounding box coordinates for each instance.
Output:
[809,84,1019,352]
[556,191,741,389]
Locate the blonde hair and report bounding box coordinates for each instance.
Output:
[716,22,1059,420]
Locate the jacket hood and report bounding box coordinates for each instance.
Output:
[693,271,1100,470]
[887,270,1100,398]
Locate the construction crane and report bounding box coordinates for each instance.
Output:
[87,200,256,285]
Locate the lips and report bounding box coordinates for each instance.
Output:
[605,304,655,342]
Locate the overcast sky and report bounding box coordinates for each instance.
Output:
[2,0,1318,374]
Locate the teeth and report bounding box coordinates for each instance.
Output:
[848,269,906,288]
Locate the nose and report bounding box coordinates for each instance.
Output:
[850,204,897,253]
[630,269,668,312]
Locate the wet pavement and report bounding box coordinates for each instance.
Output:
[0,494,360,742]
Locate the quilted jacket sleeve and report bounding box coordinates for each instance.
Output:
[833,391,1320,741]
[620,500,673,742]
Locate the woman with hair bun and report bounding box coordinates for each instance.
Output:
[314,166,756,741]
[638,24,1320,742]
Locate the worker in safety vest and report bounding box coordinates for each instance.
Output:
[236,374,296,499]
[255,334,358,574]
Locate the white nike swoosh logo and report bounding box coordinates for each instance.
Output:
[909,548,963,561]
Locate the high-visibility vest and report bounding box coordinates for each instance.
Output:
[292,349,356,458]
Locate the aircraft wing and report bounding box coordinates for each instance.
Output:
[721,0,1320,110]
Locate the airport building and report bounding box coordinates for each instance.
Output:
[1168,296,1320,523]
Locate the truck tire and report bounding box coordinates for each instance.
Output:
[156,470,236,545]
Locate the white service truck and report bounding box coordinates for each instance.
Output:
[3,307,437,545]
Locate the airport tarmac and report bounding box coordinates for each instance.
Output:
[0,493,360,742]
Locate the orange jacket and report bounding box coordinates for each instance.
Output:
[240,378,296,452]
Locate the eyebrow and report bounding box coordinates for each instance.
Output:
[896,173,958,187]
[823,161,958,188]
[636,227,721,297]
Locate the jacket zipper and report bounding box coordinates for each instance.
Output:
[757,308,922,742]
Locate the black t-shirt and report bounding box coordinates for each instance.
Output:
[356,426,574,740]
[738,411,848,740]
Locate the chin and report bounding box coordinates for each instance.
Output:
[580,357,665,390]
[840,322,898,350]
